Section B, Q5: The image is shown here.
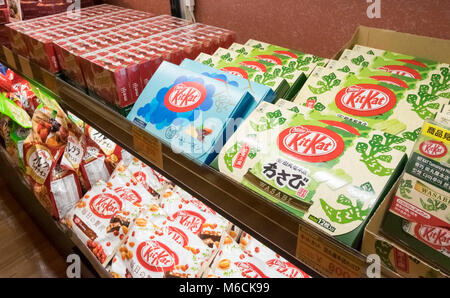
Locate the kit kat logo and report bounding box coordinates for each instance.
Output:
[254,55,283,65]
[114,187,142,205]
[234,262,269,278]
[396,59,428,69]
[377,65,422,79]
[414,224,450,250]
[164,81,207,113]
[171,210,206,234]
[266,259,308,278]
[277,125,344,163]
[335,84,397,117]
[220,67,248,79]
[239,61,267,73]
[273,50,298,59]
[166,226,189,247]
[419,140,447,158]
[136,240,179,272]
[369,76,409,89]
[89,193,122,219]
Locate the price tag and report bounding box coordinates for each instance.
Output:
[18,55,33,79]
[132,126,163,169]
[296,224,366,278]
[3,46,17,70]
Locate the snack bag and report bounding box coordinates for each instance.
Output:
[126,157,166,196]
[23,104,84,219]
[64,166,159,266]
[114,213,205,278]
[239,232,310,278]
[0,94,32,167]
[206,240,286,278]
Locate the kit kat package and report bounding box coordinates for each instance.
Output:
[179,58,276,118]
[127,61,254,165]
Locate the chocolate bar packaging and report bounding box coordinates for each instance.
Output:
[179,58,276,117]
[127,61,254,165]
[195,52,290,100]
[382,120,450,271]
[293,63,450,149]
[218,102,407,247]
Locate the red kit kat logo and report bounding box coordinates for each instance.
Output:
[114,187,142,206]
[171,210,206,234]
[419,140,447,158]
[239,61,267,73]
[273,50,298,59]
[164,81,207,113]
[136,240,179,272]
[89,193,122,219]
[254,55,283,65]
[414,224,450,251]
[377,65,422,79]
[234,262,269,278]
[277,125,344,163]
[220,67,249,79]
[166,226,189,247]
[335,84,397,116]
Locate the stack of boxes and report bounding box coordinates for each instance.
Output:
[6,4,236,113]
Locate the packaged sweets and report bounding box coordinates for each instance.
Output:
[210,47,308,101]
[64,162,159,266]
[218,102,407,247]
[206,240,287,278]
[179,58,277,117]
[195,52,290,99]
[349,44,448,80]
[127,61,254,165]
[23,104,84,219]
[0,93,32,167]
[293,64,450,142]
[112,210,206,278]
[383,121,450,271]
[238,232,310,278]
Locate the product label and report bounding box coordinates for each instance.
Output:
[277,125,344,163]
[164,81,207,113]
[413,224,450,251]
[171,210,206,234]
[89,193,123,219]
[166,226,189,247]
[136,240,179,272]
[234,262,268,278]
[377,65,421,79]
[419,140,447,158]
[26,145,53,184]
[334,84,397,117]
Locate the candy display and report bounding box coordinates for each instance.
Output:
[381,120,450,271]
[218,101,407,247]
[127,61,254,165]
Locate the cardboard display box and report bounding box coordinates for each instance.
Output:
[361,179,449,278]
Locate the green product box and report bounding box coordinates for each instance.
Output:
[211,47,307,101]
[292,64,450,147]
[196,52,290,100]
[218,101,407,247]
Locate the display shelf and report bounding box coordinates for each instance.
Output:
[0,45,400,278]
[0,145,112,278]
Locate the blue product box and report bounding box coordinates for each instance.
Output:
[127,61,255,165]
[179,58,276,118]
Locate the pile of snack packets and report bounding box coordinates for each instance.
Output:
[0,63,308,278]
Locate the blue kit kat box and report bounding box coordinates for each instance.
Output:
[127,61,255,165]
[179,58,276,118]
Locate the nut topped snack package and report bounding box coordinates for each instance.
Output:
[238,232,310,278]
[219,102,407,247]
[113,210,206,278]
[127,61,255,165]
[206,239,287,278]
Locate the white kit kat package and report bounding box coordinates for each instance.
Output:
[110,207,211,278]
[206,240,287,278]
[64,162,159,266]
[239,232,310,278]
